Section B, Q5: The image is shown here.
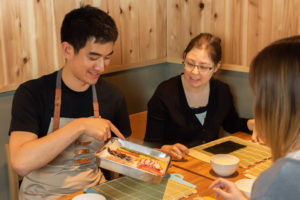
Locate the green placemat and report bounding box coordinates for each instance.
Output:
[90,176,197,200]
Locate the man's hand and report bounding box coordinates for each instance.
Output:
[77,118,125,141]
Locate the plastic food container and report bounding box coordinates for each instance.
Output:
[95,137,171,184]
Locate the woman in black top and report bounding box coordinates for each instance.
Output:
[145,33,255,160]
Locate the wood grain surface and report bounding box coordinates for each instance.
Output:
[1,0,300,92]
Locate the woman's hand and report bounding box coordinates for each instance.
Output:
[247,119,264,144]
[251,127,264,144]
[247,119,255,131]
[209,178,248,200]
[161,143,189,160]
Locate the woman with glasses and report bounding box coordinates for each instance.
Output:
[144,33,254,160]
[210,36,300,200]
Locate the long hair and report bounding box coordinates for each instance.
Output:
[249,36,300,161]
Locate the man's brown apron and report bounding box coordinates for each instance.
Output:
[19,70,106,200]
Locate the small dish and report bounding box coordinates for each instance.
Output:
[210,154,239,176]
[72,193,106,200]
[235,178,255,198]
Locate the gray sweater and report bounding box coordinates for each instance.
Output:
[251,157,300,200]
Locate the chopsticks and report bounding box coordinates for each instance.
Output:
[172,163,216,182]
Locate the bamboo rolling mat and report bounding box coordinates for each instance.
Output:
[89,176,197,200]
[244,159,272,178]
[189,136,271,168]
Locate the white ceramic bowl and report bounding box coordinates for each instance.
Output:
[235,179,255,198]
[72,193,106,200]
[210,154,239,177]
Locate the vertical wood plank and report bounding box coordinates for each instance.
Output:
[271,0,300,40]
[24,0,38,78]
[247,0,273,66]
[247,0,259,66]
[211,0,226,37]
[231,0,244,65]
[106,0,123,67]
[211,0,226,61]
[119,0,139,64]
[189,0,205,38]
[33,0,57,76]
[155,0,167,58]
[223,0,246,65]
[258,0,273,48]
[0,0,7,88]
[1,0,35,85]
[138,0,158,61]
[201,0,213,32]
[167,0,192,59]
[241,0,248,66]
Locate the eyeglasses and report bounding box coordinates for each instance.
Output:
[183,61,214,73]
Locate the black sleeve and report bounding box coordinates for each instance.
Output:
[144,88,168,148]
[112,94,132,138]
[9,84,41,135]
[222,88,250,134]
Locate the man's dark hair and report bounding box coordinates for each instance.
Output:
[60,5,118,53]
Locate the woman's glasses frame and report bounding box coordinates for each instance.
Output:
[183,60,214,74]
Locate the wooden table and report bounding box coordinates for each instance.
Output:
[168,132,252,199]
[60,132,253,200]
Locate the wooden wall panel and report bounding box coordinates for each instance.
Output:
[119,0,140,65]
[224,0,247,66]
[1,0,300,92]
[167,0,194,59]
[138,0,156,61]
[247,0,273,66]
[247,0,300,66]
[33,0,58,75]
[167,0,300,68]
[1,0,34,88]
[0,0,167,92]
[138,0,167,61]
[0,0,6,88]
[155,0,167,59]
[209,0,226,55]
[166,0,248,64]
[271,0,300,39]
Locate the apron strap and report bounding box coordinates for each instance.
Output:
[53,69,62,131]
[92,85,100,118]
[53,69,101,132]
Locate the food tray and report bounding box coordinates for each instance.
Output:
[95,137,171,184]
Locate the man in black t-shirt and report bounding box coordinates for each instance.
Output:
[8,6,131,200]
